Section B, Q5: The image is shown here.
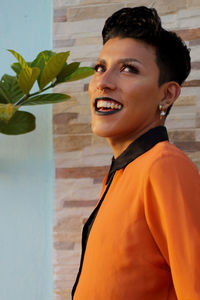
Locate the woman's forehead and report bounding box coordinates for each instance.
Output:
[97,37,157,67]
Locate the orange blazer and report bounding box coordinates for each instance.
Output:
[74,141,200,300]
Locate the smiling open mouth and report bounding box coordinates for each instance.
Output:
[95,97,123,115]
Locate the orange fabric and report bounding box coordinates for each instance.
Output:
[74,141,200,300]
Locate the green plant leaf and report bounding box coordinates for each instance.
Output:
[63,67,94,82]
[56,62,80,84]
[22,93,70,105]
[8,49,28,68]
[0,82,10,104]
[31,55,45,71]
[39,51,70,89]
[11,62,22,75]
[11,51,56,75]
[31,51,56,86]
[31,54,45,82]
[0,103,19,121]
[0,74,24,104]
[31,50,56,68]
[0,111,35,135]
[18,66,40,95]
[11,62,31,75]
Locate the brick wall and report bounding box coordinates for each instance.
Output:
[53,1,200,299]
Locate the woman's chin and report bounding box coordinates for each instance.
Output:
[91,125,114,138]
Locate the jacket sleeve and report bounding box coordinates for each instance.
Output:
[144,154,200,299]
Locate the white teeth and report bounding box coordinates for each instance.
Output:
[97,101,103,108]
[96,100,122,110]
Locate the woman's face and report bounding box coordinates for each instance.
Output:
[89,37,166,152]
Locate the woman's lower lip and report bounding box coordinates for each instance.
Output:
[95,109,121,115]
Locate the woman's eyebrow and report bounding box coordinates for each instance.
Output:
[96,57,142,65]
[96,58,107,65]
[117,58,143,65]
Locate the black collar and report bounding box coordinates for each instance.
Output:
[106,126,168,184]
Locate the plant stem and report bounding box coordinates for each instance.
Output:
[15,94,28,106]
[15,84,54,106]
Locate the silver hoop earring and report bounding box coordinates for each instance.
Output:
[159,104,166,119]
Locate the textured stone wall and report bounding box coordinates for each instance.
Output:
[53,1,200,299]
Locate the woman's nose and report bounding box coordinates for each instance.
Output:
[96,70,116,91]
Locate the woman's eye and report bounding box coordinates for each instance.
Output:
[94,64,105,73]
[121,64,139,74]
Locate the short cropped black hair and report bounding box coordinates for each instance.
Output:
[102,6,191,87]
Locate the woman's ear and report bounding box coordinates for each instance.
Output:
[160,81,181,111]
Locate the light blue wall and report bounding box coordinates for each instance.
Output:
[0,1,53,300]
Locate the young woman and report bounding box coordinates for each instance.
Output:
[72,6,200,299]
